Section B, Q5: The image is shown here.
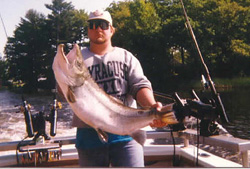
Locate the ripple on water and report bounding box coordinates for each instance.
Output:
[0,89,76,143]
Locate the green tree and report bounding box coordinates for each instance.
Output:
[109,0,172,91]
[0,59,8,86]
[151,0,250,79]
[4,0,88,92]
[3,0,250,93]
[109,0,250,90]
[187,0,250,77]
[45,0,88,89]
[108,1,132,49]
[5,9,49,92]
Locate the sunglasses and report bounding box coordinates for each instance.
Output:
[88,20,110,30]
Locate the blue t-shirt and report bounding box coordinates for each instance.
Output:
[76,128,133,149]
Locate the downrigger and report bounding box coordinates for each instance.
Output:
[17,94,62,142]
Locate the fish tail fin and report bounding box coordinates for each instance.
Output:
[131,130,147,146]
[161,111,179,125]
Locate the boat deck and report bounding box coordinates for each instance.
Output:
[0,129,249,167]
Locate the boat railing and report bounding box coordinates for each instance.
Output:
[147,129,250,167]
[0,130,249,167]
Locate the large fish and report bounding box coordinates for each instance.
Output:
[52,44,178,145]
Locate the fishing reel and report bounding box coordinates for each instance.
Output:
[171,90,220,136]
[48,98,62,137]
[170,75,230,136]
[17,96,62,142]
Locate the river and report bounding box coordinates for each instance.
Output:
[218,87,250,139]
[0,87,250,143]
[0,89,76,142]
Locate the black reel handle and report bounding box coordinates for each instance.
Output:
[172,91,220,136]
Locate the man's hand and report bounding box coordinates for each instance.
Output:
[149,103,179,128]
[149,102,167,128]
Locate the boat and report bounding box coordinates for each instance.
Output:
[0,127,249,168]
[1,89,248,168]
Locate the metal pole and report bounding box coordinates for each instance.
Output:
[242,151,249,167]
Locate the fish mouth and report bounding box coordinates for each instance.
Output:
[57,44,82,65]
[57,44,69,64]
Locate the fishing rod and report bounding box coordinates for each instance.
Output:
[177,0,230,166]
[179,0,229,124]
[48,85,62,137]
[21,95,34,138]
[0,12,8,38]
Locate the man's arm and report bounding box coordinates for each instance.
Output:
[136,87,159,109]
[136,87,167,127]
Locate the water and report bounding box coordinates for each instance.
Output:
[219,88,250,139]
[155,87,250,140]
[0,89,76,143]
[0,87,250,143]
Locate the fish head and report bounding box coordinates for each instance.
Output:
[52,44,86,90]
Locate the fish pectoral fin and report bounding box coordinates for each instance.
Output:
[131,130,147,146]
[96,128,108,143]
[67,86,76,103]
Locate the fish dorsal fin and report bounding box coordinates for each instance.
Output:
[96,128,108,143]
[67,86,76,103]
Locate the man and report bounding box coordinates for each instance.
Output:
[72,9,168,167]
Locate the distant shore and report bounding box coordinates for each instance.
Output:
[1,77,250,95]
[168,77,250,92]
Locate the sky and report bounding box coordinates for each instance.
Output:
[0,0,123,59]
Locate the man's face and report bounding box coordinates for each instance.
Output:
[88,19,113,44]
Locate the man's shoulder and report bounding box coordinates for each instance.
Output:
[81,46,89,53]
[81,47,92,59]
[113,47,134,57]
[114,46,129,52]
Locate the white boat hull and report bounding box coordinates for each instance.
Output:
[0,129,247,167]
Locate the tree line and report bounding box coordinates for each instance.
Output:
[1,0,249,93]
